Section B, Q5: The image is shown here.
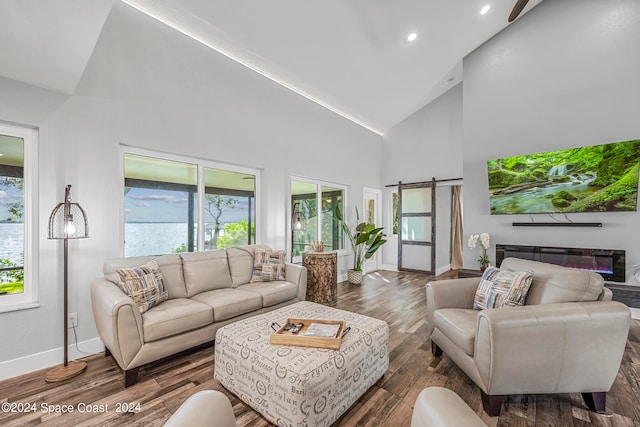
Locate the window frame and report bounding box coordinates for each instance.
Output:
[120,146,261,256]
[0,122,39,313]
[290,175,348,263]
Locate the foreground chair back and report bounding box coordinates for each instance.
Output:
[426,258,630,416]
[163,390,237,427]
[411,387,486,426]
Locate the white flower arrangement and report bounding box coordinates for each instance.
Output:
[468,232,491,266]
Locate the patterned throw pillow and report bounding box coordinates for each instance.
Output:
[473,266,534,310]
[251,248,286,282]
[116,260,169,313]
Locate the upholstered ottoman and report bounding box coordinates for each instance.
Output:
[214,301,389,426]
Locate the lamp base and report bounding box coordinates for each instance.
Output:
[44,361,87,383]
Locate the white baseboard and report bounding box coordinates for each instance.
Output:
[377,264,449,275]
[0,336,104,382]
[435,264,451,276]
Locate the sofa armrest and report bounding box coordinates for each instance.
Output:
[474,301,630,395]
[90,278,145,370]
[426,278,479,335]
[598,287,613,301]
[286,263,307,301]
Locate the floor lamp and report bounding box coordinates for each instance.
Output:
[46,184,89,382]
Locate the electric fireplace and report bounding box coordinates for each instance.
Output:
[495,244,625,282]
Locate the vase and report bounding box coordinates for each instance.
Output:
[311,240,324,252]
[480,263,489,273]
[347,269,363,285]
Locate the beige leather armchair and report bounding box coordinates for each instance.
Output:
[426,258,630,416]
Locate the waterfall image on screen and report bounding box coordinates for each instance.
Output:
[487,139,640,215]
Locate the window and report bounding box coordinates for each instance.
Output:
[123,149,258,257]
[203,168,255,250]
[291,178,345,260]
[124,154,199,256]
[0,123,38,311]
[391,191,399,235]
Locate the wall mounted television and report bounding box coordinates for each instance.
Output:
[487,139,640,215]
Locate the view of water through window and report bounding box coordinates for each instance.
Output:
[124,152,257,257]
[0,222,23,264]
[0,132,25,296]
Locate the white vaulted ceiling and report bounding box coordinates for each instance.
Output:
[0,0,116,94]
[0,0,542,134]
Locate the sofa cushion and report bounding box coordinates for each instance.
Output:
[237,281,299,307]
[473,266,534,310]
[192,289,263,322]
[226,245,271,286]
[433,309,478,356]
[116,260,169,313]
[142,298,214,342]
[153,254,188,299]
[251,248,286,282]
[104,254,187,299]
[501,257,605,305]
[181,251,233,297]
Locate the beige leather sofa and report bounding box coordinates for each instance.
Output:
[426,257,630,416]
[91,245,307,387]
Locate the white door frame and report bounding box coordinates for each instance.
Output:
[362,187,382,273]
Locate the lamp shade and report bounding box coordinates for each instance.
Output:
[292,202,306,231]
[48,185,89,240]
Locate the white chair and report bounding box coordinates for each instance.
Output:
[163,390,237,427]
[411,387,486,426]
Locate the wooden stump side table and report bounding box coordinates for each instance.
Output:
[302,251,337,303]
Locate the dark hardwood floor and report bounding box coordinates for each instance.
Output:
[1,270,639,426]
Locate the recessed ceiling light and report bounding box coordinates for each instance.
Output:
[480,5,490,15]
[407,33,417,42]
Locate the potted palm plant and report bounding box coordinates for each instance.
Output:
[336,206,387,284]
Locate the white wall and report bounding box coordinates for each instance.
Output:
[381,84,463,271]
[0,3,382,376]
[462,0,640,282]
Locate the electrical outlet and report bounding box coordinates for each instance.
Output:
[68,312,78,328]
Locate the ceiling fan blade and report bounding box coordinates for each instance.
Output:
[508,0,530,22]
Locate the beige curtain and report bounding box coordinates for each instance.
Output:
[450,185,463,270]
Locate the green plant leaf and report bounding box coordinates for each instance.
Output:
[355,234,369,245]
[335,205,388,270]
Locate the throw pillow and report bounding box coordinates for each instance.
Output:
[473,266,534,310]
[116,260,169,313]
[251,248,286,282]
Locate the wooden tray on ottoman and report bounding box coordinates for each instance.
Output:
[270,318,346,350]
